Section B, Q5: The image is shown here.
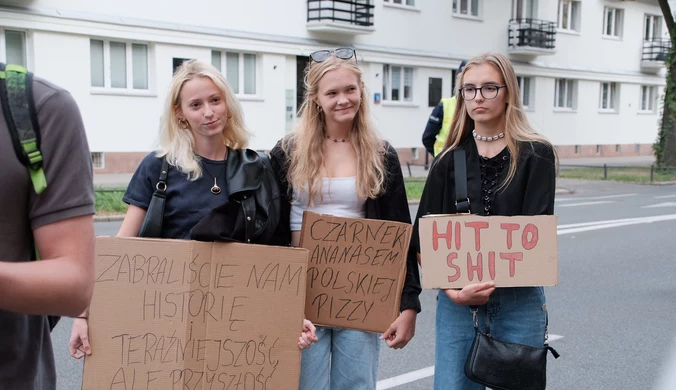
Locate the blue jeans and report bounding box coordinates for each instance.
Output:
[299,326,381,390]
[434,287,547,390]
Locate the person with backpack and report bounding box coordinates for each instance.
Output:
[270,48,422,389]
[69,59,317,359]
[0,63,96,388]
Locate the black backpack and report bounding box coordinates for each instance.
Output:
[0,63,60,331]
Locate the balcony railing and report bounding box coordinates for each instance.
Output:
[508,19,556,54]
[307,0,374,28]
[642,38,671,62]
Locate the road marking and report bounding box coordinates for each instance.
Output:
[556,193,637,202]
[376,335,564,389]
[557,201,614,208]
[558,214,676,235]
[655,195,676,199]
[642,202,676,209]
[376,366,435,389]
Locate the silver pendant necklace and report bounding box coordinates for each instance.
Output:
[473,129,505,142]
[203,154,226,195]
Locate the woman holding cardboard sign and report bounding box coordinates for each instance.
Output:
[69,60,317,360]
[269,48,422,389]
[412,52,557,389]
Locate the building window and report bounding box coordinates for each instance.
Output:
[452,0,480,17]
[596,145,602,154]
[517,76,532,109]
[640,85,657,112]
[557,0,581,32]
[603,7,623,38]
[616,144,621,152]
[383,64,414,102]
[211,50,257,96]
[1,29,27,67]
[90,39,149,90]
[599,82,618,111]
[554,79,576,109]
[411,147,419,160]
[91,152,105,169]
[644,15,662,41]
[384,0,415,5]
[428,77,442,107]
[575,145,580,154]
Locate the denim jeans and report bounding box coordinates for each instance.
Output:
[299,326,381,390]
[434,287,547,390]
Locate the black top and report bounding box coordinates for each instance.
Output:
[422,102,444,156]
[270,141,423,314]
[123,152,229,239]
[412,136,556,253]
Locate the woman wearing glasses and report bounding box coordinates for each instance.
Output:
[269,48,422,389]
[412,52,557,389]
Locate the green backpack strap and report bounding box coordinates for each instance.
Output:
[0,63,47,194]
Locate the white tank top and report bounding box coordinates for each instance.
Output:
[290,176,366,232]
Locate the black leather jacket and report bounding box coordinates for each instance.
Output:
[190,148,286,246]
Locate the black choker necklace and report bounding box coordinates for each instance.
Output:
[325,135,347,143]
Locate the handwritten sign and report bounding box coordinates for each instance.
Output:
[298,212,411,333]
[419,215,558,288]
[82,237,308,390]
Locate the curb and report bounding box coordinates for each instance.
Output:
[94,215,125,222]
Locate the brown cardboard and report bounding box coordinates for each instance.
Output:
[298,211,412,333]
[419,214,558,288]
[82,237,308,390]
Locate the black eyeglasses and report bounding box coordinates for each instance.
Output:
[459,85,506,101]
[310,48,357,63]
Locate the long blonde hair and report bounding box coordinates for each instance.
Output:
[440,52,557,187]
[282,56,385,205]
[157,59,251,180]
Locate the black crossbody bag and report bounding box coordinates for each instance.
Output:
[452,147,560,390]
[138,157,169,238]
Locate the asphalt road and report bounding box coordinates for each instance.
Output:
[52,179,676,389]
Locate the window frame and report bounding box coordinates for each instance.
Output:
[452,0,481,18]
[382,64,415,103]
[644,14,662,41]
[598,82,619,112]
[602,7,623,38]
[211,50,260,98]
[557,0,581,32]
[0,27,28,68]
[554,78,577,110]
[639,85,657,113]
[516,76,533,110]
[89,38,151,93]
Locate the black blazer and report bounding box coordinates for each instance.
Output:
[412,136,556,254]
[269,141,422,314]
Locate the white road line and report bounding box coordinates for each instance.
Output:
[376,366,435,389]
[556,193,637,202]
[376,335,565,389]
[655,194,676,199]
[557,200,614,208]
[557,214,676,235]
[642,202,676,209]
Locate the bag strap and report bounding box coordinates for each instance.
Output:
[138,157,169,238]
[453,147,470,214]
[0,63,47,194]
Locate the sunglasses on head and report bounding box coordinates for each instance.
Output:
[310,48,357,63]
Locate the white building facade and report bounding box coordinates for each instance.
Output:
[0,0,669,172]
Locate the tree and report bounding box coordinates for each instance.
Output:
[655,0,676,166]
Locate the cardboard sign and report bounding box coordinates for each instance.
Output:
[82,237,308,390]
[298,211,411,333]
[419,214,558,288]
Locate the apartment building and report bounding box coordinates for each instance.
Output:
[0,0,668,172]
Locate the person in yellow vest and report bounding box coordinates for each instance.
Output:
[422,60,467,157]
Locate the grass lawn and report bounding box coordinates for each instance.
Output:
[558,166,676,183]
[95,187,127,216]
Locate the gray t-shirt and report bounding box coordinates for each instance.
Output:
[0,75,95,389]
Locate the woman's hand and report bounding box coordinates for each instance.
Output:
[69,318,92,359]
[298,319,318,350]
[444,282,495,306]
[380,309,417,349]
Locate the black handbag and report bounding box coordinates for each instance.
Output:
[138,157,169,238]
[451,147,560,390]
[464,308,560,390]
